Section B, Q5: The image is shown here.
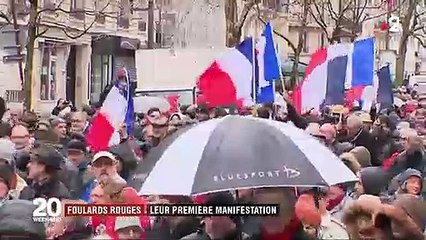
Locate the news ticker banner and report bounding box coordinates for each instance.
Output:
[32,197,279,223]
[64,204,280,217]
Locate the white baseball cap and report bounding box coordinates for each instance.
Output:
[92,151,116,164]
[115,216,141,231]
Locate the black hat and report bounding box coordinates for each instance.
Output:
[0,164,13,189]
[30,144,63,170]
[67,139,87,153]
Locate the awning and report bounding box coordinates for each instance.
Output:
[120,37,141,50]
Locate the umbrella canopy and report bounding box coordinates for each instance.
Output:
[139,116,357,196]
[133,96,170,113]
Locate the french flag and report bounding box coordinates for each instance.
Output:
[255,22,281,104]
[197,38,254,108]
[87,69,134,152]
[376,65,394,109]
[293,38,374,113]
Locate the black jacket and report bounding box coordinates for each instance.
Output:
[350,129,379,166]
[147,217,200,240]
[181,228,249,240]
[19,177,71,200]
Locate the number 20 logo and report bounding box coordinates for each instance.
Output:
[32,198,62,217]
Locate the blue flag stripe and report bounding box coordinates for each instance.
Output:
[377,65,393,109]
[325,56,347,105]
[352,38,374,86]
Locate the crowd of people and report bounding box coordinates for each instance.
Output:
[0,79,424,240]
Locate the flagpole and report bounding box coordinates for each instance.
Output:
[252,36,257,104]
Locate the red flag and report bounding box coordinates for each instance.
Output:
[166,95,180,113]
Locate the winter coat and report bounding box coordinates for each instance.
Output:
[76,160,95,202]
[61,159,83,200]
[387,149,425,179]
[109,141,139,181]
[9,173,27,199]
[318,213,349,239]
[286,102,308,130]
[349,128,379,166]
[331,141,354,156]
[147,217,200,240]
[181,228,250,240]
[0,199,46,239]
[329,193,354,222]
[19,176,71,200]
[242,216,310,240]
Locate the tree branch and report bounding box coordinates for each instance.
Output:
[236,0,256,30]
[255,4,297,54]
[363,0,409,21]
[60,18,97,39]
[37,0,117,19]
[0,11,11,24]
[58,1,112,40]
[308,2,331,42]
[413,35,425,48]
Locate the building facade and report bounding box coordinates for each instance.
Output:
[0,0,147,113]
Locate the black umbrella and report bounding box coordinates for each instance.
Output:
[127,125,193,191]
[138,116,357,196]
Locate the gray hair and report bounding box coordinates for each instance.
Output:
[346,114,363,130]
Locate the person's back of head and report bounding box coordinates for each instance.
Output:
[257,107,270,119]
[346,114,363,135]
[0,123,11,138]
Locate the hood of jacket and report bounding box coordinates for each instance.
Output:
[359,167,389,196]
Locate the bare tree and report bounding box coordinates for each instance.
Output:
[309,0,405,43]
[1,0,121,109]
[256,1,309,87]
[394,0,425,85]
[224,0,257,47]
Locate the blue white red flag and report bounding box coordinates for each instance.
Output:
[87,69,134,152]
[197,38,254,108]
[255,22,281,104]
[293,38,375,113]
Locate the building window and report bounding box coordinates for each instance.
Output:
[138,21,147,31]
[91,55,113,102]
[70,0,85,20]
[40,43,57,100]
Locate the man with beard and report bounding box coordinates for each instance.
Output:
[371,115,399,163]
[86,151,126,203]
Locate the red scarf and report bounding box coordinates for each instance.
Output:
[326,193,345,211]
[261,216,301,240]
